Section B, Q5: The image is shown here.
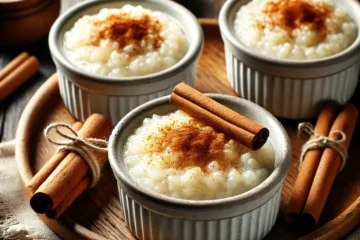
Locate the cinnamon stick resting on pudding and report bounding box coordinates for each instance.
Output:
[27,122,84,193]
[301,103,358,230]
[30,114,112,215]
[285,101,342,225]
[170,83,268,150]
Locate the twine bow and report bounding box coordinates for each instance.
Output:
[44,123,108,187]
[298,122,348,171]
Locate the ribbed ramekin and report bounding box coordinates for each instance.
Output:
[49,0,203,124]
[109,94,291,240]
[219,0,360,119]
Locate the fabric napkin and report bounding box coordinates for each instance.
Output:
[0,140,59,240]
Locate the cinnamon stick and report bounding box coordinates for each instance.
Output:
[300,103,358,230]
[170,83,268,150]
[0,52,29,80]
[174,83,269,141]
[299,196,360,240]
[27,122,83,194]
[0,56,40,101]
[285,101,342,225]
[30,114,112,214]
[46,175,90,219]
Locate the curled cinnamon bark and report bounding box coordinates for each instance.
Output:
[301,103,358,229]
[30,114,112,215]
[299,196,360,240]
[0,52,30,80]
[285,101,342,225]
[27,122,83,194]
[0,55,40,101]
[171,83,268,150]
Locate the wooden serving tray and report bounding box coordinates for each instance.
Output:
[15,19,360,240]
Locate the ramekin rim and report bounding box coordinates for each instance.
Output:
[108,94,292,208]
[48,0,203,84]
[219,0,360,67]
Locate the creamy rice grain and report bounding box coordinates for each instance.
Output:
[64,5,188,77]
[234,0,357,60]
[124,111,275,200]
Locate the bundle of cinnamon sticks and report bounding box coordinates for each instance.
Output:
[0,52,40,101]
[170,83,269,150]
[28,114,113,219]
[286,102,358,230]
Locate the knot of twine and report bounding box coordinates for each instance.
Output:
[298,122,348,171]
[44,123,108,187]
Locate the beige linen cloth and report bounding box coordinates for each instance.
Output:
[0,140,60,240]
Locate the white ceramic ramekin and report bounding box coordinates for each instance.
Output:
[219,0,360,119]
[49,0,203,124]
[109,94,291,240]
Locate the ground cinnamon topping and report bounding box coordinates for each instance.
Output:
[146,120,236,171]
[262,0,333,40]
[90,13,163,56]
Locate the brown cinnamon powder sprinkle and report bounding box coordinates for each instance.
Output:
[262,0,333,40]
[145,120,238,171]
[90,13,163,56]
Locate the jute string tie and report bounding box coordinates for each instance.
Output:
[44,123,108,187]
[298,122,348,171]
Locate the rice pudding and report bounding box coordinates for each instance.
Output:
[234,0,358,60]
[124,110,275,200]
[63,5,188,77]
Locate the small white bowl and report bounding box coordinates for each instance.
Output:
[219,0,360,119]
[109,94,291,240]
[49,0,203,124]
